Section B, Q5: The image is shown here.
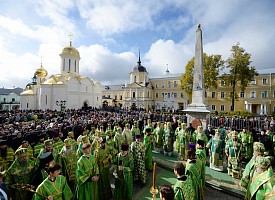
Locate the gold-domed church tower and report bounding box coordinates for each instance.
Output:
[59,34,80,75]
[34,62,48,84]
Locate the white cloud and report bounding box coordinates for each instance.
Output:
[78,44,136,84]
[77,0,163,35]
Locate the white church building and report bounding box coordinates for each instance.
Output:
[20,40,102,110]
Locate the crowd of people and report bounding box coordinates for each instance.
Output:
[0,109,275,199]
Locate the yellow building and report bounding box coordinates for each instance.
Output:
[102,53,188,111]
[206,73,275,115]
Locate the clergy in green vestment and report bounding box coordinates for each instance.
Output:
[193,126,208,147]
[5,148,35,200]
[59,138,77,194]
[246,156,275,200]
[113,143,134,200]
[97,137,113,200]
[130,134,146,184]
[33,163,73,200]
[76,135,90,159]
[196,139,206,190]
[152,122,164,152]
[76,143,99,200]
[163,122,174,156]
[238,127,253,162]
[53,132,64,153]
[122,124,133,145]
[225,131,243,178]
[178,123,187,160]
[240,142,265,190]
[185,147,203,200]
[206,129,224,171]
[173,162,197,200]
[114,127,125,153]
[143,127,153,170]
[34,134,45,158]
[36,139,59,167]
[131,121,141,140]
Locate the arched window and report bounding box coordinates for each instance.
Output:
[63,59,65,71]
[12,98,15,102]
[75,60,77,72]
[69,59,71,71]
[134,76,137,82]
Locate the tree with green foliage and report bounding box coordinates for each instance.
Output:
[221,43,258,111]
[181,53,224,97]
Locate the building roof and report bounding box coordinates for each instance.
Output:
[132,49,147,73]
[0,87,23,95]
[150,73,183,80]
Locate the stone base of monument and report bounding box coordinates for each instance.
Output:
[184,106,210,129]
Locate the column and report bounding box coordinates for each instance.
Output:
[260,104,263,115]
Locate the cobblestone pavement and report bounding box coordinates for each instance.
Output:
[205,186,242,200]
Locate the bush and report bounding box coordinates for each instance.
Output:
[211,110,253,118]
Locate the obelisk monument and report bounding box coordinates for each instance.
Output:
[183,24,210,129]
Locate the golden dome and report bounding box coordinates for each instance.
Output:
[61,45,80,57]
[20,90,35,96]
[35,64,48,77]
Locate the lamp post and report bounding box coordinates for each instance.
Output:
[56,100,66,112]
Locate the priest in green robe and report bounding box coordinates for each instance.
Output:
[246,156,275,200]
[240,142,265,190]
[238,127,253,162]
[114,127,125,153]
[130,134,146,184]
[113,143,134,200]
[59,138,77,194]
[5,147,35,200]
[143,127,153,171]
[97,137,112,200]
[33,163,73,200]
[163,122,174,156]
[173,162,197,200]
[206,129,224,171]
[76,143,99,200]
[196,139,206,190]
[225,131,243,178]
[185,147,203,200]
[178,123,187,160]
[152,122,164,152]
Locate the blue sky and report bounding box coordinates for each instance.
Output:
[0,0,275,88]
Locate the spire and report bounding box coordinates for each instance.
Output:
[137,48,141,66]
[40,54,43,67]
[68,32,73,46]
[166,64,170,75]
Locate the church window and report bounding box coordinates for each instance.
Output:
[69,59,71,71]
[45,95,47,105]
[134,76,137,82]
[133,92,136,98]
[174,81,177,87]
[221,105,225,111]
[211,105,216,110]
[181,93,184,98]
[148,91,150,97]
[174,93,177,98]
[63,59,65,71]
[162,82,165,88]
[115,95,117,100]
[220,92,225,98]
[168,81,171,88]
[155,82,158,88]
[162,93,164,98]
[27,103,29,108]
[156,93,158,98]
[3,98,6,103]
[168,93,170,98]
[120,95,123,100]
[212,92,216,98]
[75,60,77,72]
[240,91,245,98]
[97,97,99,101]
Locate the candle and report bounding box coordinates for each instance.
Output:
[152,162,157,189]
